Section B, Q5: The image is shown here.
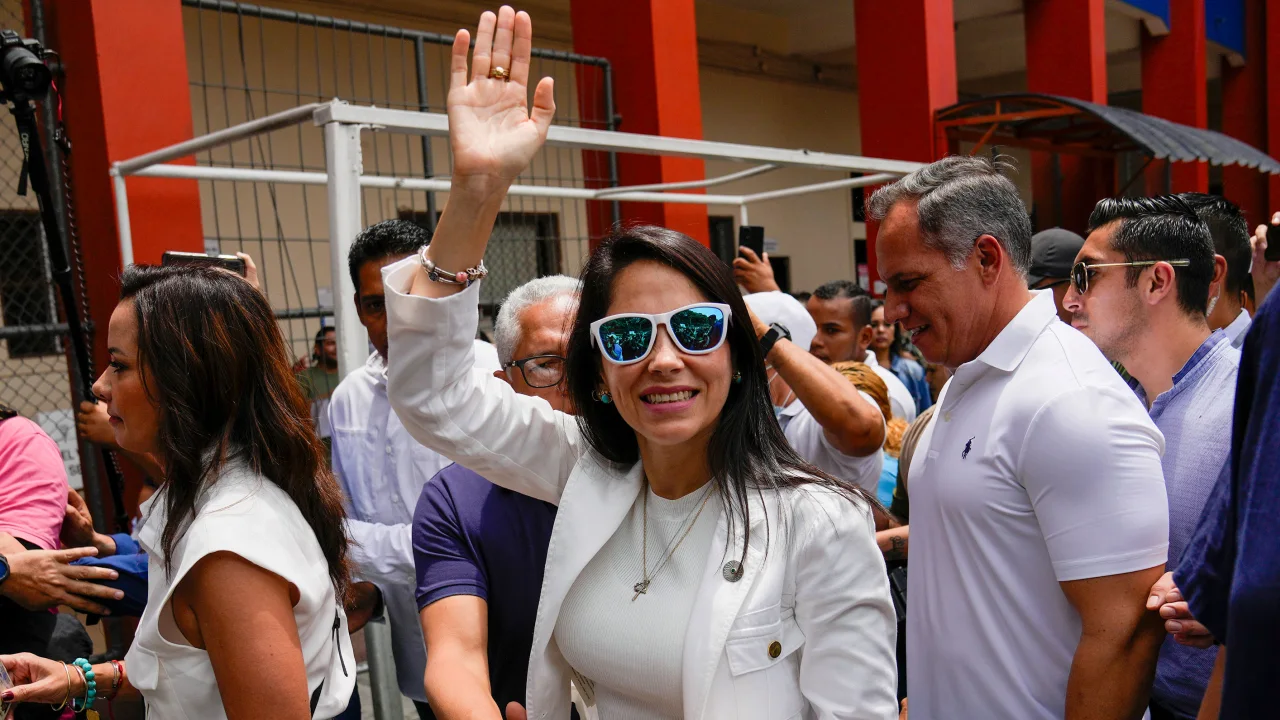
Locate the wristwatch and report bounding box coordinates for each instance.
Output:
[0,552,9,588]
[758,322,791,357]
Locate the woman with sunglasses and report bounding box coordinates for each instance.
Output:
[1,266,355,719]
[384,8,896,720]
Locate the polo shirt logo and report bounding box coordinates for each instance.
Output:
[962,436,976,459]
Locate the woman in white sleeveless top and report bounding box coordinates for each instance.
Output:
[1,266,355,719]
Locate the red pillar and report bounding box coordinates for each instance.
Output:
[46,0,203,507]
[1024,0,1112,233]
[855,0,957,285]
[1141,0,1208,193]
[570,0,709,246]
[1222,0,1268,226]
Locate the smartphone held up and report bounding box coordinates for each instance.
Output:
[160,251,247,276]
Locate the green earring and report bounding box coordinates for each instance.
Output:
[732,371,742,384]
[595,389,612,404]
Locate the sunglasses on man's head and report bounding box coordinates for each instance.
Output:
[590,303,732,365]
[1070,259,1191,295]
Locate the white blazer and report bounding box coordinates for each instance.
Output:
[384,260,898,720]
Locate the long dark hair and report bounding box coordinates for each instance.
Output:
[565,226,873,561]
[120,265,351,598]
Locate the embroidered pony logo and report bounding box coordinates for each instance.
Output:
[962,436,976,459]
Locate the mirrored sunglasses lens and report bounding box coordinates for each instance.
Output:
[670,306,726,352]
[598,317,654,362]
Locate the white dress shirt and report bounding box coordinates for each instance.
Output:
[905,290,1169,720]
[863,351,917,421]
[329,346,498,701]
[1223,307,1251,348]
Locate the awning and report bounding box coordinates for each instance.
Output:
[935,93,1280,175]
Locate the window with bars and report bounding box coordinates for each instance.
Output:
[0,210,58,358]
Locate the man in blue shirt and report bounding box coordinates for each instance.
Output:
[413,275,579,718]
[1063,195,1238,720]
[1148,244,1280,719]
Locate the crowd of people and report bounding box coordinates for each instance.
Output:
[1,5,1278,720]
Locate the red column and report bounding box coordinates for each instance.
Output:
[855,0,957,285]
[1024,0,1112,233]
[1222,0,1268,226]
[570,0,709,246]
[45,0,203,504]
[1141,0,1208,193]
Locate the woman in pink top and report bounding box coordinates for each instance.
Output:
[0,406,67,552]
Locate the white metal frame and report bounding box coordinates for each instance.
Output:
[110,99,922,371]
[107,100,920,717]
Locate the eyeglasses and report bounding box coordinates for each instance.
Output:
[1070,259,1191,295]
[505,354,566,389]
[590,303,732,365]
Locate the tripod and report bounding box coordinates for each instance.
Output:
[2,88,130,535]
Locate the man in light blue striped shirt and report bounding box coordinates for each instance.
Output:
[1064,195,1240,720]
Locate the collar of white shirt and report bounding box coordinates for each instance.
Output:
[362,351,387,389]
[972,289,1058,373]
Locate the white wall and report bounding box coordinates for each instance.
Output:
[699,66,864,293]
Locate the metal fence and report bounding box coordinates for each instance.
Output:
[181,0,617,351]
[0,0,85,489]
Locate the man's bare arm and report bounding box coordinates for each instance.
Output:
[1061,564,1166,720]
[876,526,909,563]
[422,595,502,720]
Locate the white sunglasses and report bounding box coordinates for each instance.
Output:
[589,302,732,365]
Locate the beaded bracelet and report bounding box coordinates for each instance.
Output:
[418,245,488,286]
[71,658,96,712]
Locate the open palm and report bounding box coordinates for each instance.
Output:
[447,7,555,184]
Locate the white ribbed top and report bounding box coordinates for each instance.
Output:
[554,481,721,719]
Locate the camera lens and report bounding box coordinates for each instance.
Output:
[0,44,51,97]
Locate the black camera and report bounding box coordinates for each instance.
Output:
[0,29,51,102]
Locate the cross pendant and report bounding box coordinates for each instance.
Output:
[632,580,650,601]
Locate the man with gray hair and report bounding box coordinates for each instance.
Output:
[869,156,1169,720]
[413,274,579,718]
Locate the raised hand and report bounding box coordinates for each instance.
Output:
[447,6,555,190]
[733,247,781,294]
[1251,213,1280,308]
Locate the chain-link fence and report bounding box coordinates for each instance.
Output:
[0,0,83,488]
[181,0,616,352]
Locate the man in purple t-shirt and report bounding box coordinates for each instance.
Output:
[412,275,578,718]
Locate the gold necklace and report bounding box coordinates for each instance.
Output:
[633,482,715,601]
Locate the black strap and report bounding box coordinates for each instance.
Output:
[310,610,349,717]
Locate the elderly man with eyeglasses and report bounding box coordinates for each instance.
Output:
[1064,195,1239,720]
[412,275,580,720]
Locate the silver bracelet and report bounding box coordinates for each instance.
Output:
[419,245,488,286]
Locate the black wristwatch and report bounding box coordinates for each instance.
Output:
[0,552,10,588]
[758,322,791,357]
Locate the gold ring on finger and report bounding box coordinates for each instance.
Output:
[489,66,510,81]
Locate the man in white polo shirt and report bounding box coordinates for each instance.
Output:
[868,155,1169,720]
